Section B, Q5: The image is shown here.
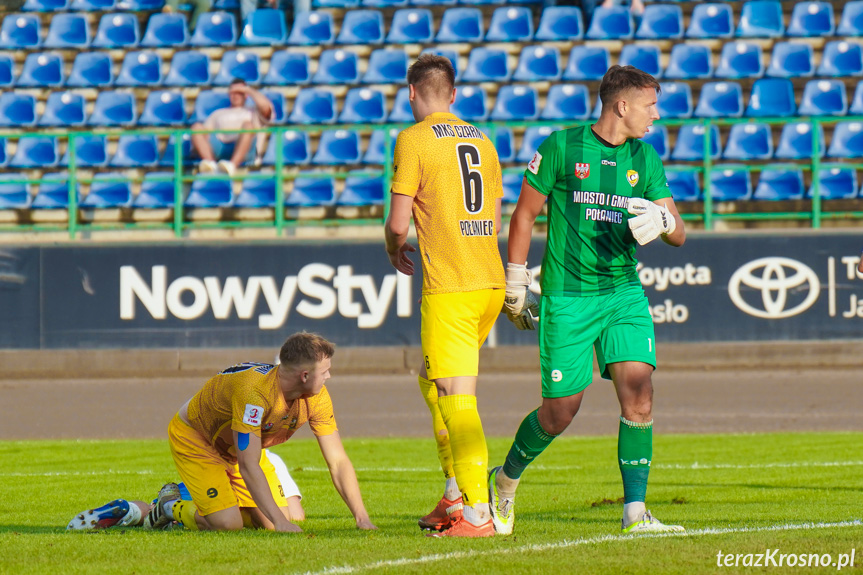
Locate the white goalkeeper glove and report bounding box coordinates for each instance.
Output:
[626,197,676,246]
[504,262,539,331]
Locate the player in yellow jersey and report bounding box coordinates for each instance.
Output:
[141,332,376,532]
[384,54,505,538]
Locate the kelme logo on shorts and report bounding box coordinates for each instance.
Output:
[207,488,218,498]
[551,369,563,382]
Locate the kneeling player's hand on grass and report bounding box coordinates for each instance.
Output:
[626,198,676,246]
[275,518,303,533]
[356,518,378,530]
[504,263,539,330]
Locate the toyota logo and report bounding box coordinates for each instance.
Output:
[728,257,820,319]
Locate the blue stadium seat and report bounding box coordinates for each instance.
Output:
[10,137,59,168]
[61,135,108,167]
[264,50,310,85]
[1,14,41,48]
[501,173,521,203]
[535,6,583,41]
[709,166,752,201]
[0,55,12,87]
[775,121,825,159]
[338,173,384,206]
[517,126,559,163]
[110,134,159,167]
[642,125,670,160]
[451,86,488,121]
[287,175,335,207]
[0,139,8,167]
[0,175,30,209]
[288,11,334,45]
[479,126,514,163]
[32,174,76,209]
[636,4,683,39]
[541,84,590,121]
[666,171,700,201]
[817,41,863,77]
[687,4,733,38]
[70,0,114,9]
[313,49,360,84]
[289,89,337,124]
[664,44,712,79]
[410,0,453,5]
[17,53,64,87]
[116,51,163,86]
[387,9,433,43]
[388,87,412,122]
[486,6,533,41]
[723,123,773,160]
[753,169,805,200]
[262,90,286,124]
[314,0,358,5]
[263,130,311,165]
[737,1,784,37]
[363,127,400,164]
[798,80,848,116]
[39,92,85,127]
[363,49,408,84]
[115,0,164,10]
[141,13,189,47]
[81,173,132,208]
[0,93,37,127]
[192,90,228,123]
[213,0,239,8]
[746,78,796,117]
[459,0,504,5]
[491,85,539,121]
[362,0,406,6]
[22,0,69,10]
[695,82,744,118]
[138,91,186,126]
[715,42,763,79]
[44,14,91,48]
[838,1,863,36]
[213,50,261,85]
[671,124,720,160]
[787,2,834,37]
[159,134,193,166]
[618,44,661,78]
[766,42,814,78]
[563,46,610,81]
[93,13,139,48]
[234,177,275,208]
[239,8,286,45]
[463,48,510,82]
[809,168,857,199]
[135,172,176,208]
[191,11,237,46]
[513,45,561,82]
[185,179,232,208]
[89,91,136,126]
[313,129,361,164]
[436,8,483,42]
[420,48,460,81]
[164,50,211,87]
[656,82,693,119]
[337,10,384,44]
[67,51,113,87]
[827,121,863,158]
[339,87,386,123]
[586,6,633,39]
[851,81,863,115]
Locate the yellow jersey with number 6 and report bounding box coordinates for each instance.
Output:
[391,111,505,295]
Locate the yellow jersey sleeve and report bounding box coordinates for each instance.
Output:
[307,385,338,436]
[391,129,421,198]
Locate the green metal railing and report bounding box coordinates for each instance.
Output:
[1,116,861,239]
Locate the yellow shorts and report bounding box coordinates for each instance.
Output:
[168,414,287,516]
[421,288,505,380]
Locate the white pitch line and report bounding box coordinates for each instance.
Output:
[297,520,863,575]
[0,470,157,478]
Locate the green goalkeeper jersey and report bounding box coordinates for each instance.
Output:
[524,125,672,296]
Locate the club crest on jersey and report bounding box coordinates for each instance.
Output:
[626,170,639,187]
[574,163,590,179]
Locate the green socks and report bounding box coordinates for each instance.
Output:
[618,416,653,504]
[502,408,557,480]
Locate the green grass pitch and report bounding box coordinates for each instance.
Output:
[1,433,862,574]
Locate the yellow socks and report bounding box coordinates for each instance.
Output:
[171,501,199,531]
[437,394,488,507]
[418,376,455,480]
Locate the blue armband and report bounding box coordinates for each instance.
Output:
[238,432,250,451]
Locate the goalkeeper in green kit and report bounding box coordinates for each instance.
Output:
[488,66,686,535]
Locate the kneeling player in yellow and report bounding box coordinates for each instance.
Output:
[144,332,376,532]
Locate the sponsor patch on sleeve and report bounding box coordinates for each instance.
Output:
[527,151,542,175]
[243,404,264,426]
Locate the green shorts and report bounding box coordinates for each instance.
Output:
[538,284,656,398]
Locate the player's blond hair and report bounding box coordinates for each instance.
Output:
[599,65,661,107]
[407,54,455,102]
[279,332,335,366]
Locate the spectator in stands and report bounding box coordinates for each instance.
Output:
[163,0,210,30]
[192,78,272,176]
